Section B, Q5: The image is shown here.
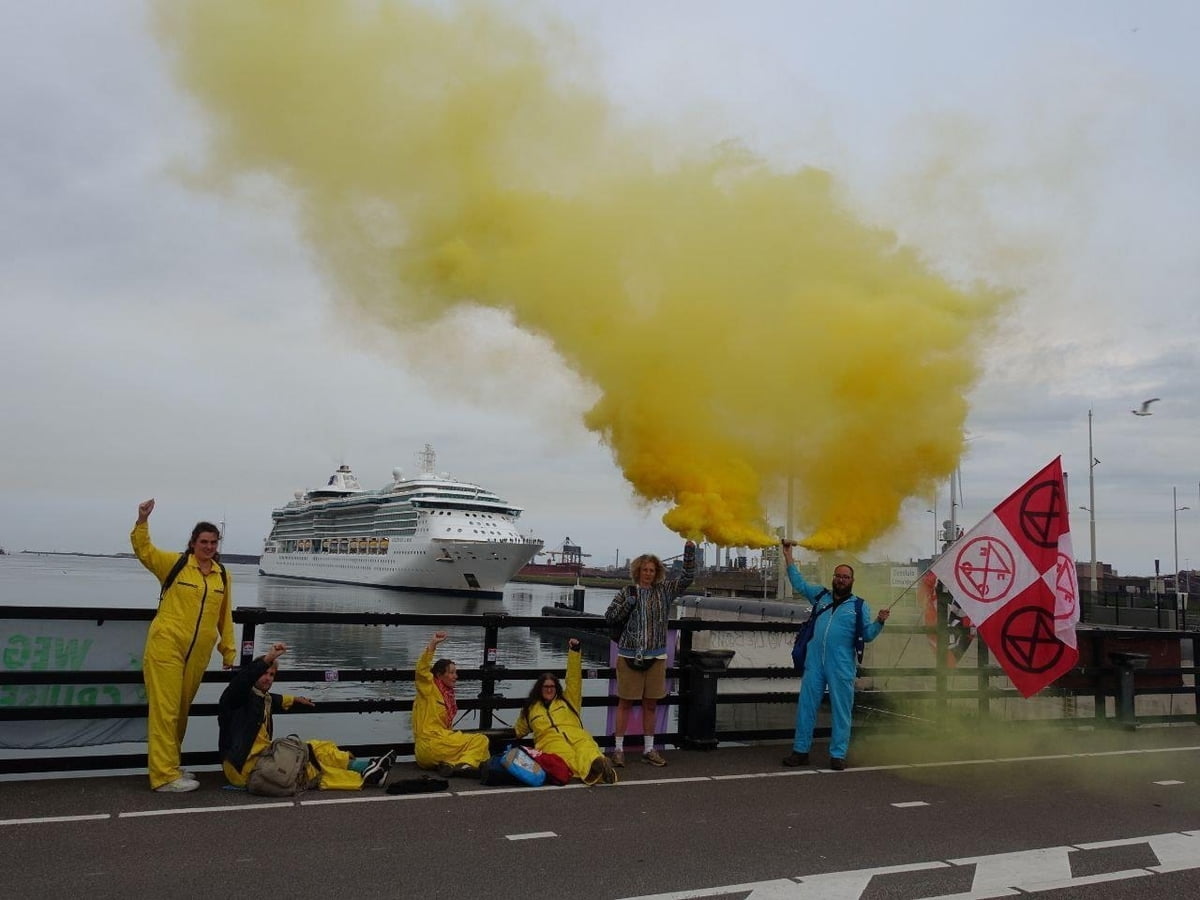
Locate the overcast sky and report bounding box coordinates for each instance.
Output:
[2,1,1197,577]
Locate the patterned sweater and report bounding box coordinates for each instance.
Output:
[605,545,696,657]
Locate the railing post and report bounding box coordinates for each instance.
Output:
[1193,636,1200,727]
[477,614,504,730]
[239,613,258,666]
[679,642,734,751]
[1110,651,1149,729]
[976,640,990,719]
[1092,635,1107,720]
[674,626,694,747]
[936,591,949,722]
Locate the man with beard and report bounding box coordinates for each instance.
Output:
[780,541,889,771]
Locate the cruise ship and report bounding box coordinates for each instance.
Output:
[259,446,543,596]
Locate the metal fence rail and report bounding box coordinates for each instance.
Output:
[2,604,1199,775]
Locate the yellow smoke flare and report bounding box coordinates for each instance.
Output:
[153,0,1005,551]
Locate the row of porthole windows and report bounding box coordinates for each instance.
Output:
[279,538,390,554]
[278,562,491,571]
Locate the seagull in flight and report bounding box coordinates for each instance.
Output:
[1131,398,1160,416]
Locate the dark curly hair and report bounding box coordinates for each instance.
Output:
[188,521,222,562]
[521,672,580,722]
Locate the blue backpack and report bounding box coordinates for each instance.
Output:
[499,745,546,786]
[791,591,866,671]
[479,746,547,788]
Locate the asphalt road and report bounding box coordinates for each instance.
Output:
[3,727,1200,899]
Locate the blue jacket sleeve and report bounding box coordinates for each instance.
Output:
[786,564,827,602]
[861,599,884,642]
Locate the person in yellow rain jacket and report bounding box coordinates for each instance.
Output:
[515,638,617,785]
[412,631,490,777]
[218,642,393,791]
[132,498,235,792]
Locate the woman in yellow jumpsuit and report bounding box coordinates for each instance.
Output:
[132,498,235,792]
[412,631,490,776]
[515,638,617,785]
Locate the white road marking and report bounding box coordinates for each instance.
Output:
[12,743,1200,827]
[506,831,557,841]
[300,792,453,806]
[627,776,711,786]
[455,784,575,797]
[1153,779,1184,785]
[618,830,1200,900]
[890,801,929,808]
[790,860,952,899]
[118,802,292,817]
[710,771,820,781]
[1141,830,1200,872]
[0,813,110,826]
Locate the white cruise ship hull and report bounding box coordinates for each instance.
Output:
[258,537,541,597]
[260,453,543,597]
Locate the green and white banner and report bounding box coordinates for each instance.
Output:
[1,617,148,748]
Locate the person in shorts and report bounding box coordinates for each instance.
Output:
[604,540,695,767]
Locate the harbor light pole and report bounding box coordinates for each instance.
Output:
[926,499,937,557]
[1087,410,1099,596]
[1174,486,1190,626]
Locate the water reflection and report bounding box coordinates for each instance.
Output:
[252,578,611,671]
[247,577,619,742]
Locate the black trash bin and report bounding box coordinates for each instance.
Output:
[1109,651,1150,729]
[680,649,735,751]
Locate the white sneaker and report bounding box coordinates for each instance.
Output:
[155,776,199,793]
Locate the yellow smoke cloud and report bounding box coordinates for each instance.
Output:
[153,0,1005,550]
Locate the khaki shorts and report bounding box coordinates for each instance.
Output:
[615,656,667,701]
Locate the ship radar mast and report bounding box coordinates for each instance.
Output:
[418,443,437,477]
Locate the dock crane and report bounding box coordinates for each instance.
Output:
[537,538,592,567]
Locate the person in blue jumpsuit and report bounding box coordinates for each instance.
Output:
[781,540,889,770]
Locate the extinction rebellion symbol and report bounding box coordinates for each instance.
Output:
[998,605,1065,674]
[953,536,1016,605]
[1017,478,1065,549]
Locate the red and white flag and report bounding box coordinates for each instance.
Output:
[930,457,1079,698]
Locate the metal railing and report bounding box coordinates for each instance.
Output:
[2,604,1199,775]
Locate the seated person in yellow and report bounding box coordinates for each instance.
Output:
[515,638,617,785]
[218,642,392,790]
[413,631,490,777]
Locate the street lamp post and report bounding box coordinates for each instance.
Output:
[1174,486,1190,628]
[926,502,937,558]
[1087,409,1099,596]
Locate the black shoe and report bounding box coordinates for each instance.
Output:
[452,763,478,778]
[436,762,455,779]
[600,758,618,784]
[363,750,395,787]
[781,751,809,767]
[829,757,846,771]
[586,757,606,784]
